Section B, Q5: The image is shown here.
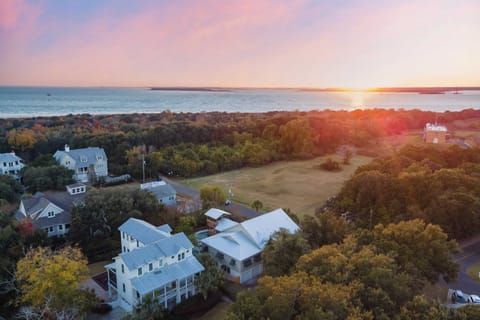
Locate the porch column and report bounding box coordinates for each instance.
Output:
[106,269,111,298]
[164,286,167,309]
[176,279,180,303]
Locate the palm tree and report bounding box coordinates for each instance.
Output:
[251,200,263,213]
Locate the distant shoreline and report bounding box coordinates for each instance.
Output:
[147,86,480,94]
[150,87,231,92]
[299,86,480,94]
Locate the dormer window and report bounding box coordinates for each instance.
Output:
[80,156,87,163]
[96,155,103,160]
[47,211,55,218]
[149,263,153,271]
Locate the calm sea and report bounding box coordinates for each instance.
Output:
[1,86,479,118]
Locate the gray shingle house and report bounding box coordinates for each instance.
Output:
[54,145,108,183]
[140,181,176,206]
[15,183,87,237]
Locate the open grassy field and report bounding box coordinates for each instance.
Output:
[181,155,373,218]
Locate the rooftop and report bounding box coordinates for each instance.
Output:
[131,256,204,295]
[119,232,194,270]
[204,208,231,220]
[425,123,447,132]
[118,218,171,245]
[0,152,24,163]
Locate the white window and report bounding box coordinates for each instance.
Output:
[136,240,139,247]
[47,211,55,218]
[121,264,124,273]
[71,189,76,194]
[65,160,71,165]
[159,259,163,267]
[149,263,153,271]
[123,246,126,252]
[96,155,103,160]
[80,157,87,163]
[122,283,125,292]
[138,267,142,276]
[48,227,53,233]
[59,225,63,230]
[122,232,125,239]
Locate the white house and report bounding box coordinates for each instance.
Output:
[140,181,176,206]
[14,183,87,237]
[0,152,25,180]
[105,218,204,312]
[54,145,108,183]
[201,208,299,284]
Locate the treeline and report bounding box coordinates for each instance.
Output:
[333,144,480,239]
[227,216,463,319]
[1,109,479,178]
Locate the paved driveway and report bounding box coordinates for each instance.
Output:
[444,235,480,295]
[160,176,259,219]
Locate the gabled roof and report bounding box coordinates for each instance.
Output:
[19,191,85,219]
[0,153,24,163]
[157,224,172,233]
[201,230,262,261]
[215,217,239,232]
[118,218,170,245]
[143,183,176,200]
[201,208,300,261]
[54,147,107,168]
[240,208,299,248]
[204,208,231,220]
[120,233,194,270]
[131,256,204,295]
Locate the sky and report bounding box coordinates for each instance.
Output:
[0,0,479,88]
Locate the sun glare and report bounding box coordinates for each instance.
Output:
[350,91,365,107]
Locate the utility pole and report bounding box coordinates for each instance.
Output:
[142,154,145,183]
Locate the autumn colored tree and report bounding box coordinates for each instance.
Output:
[369,219,459,284]
[16,246,91,311]
[262,229,311,277]
[200,185,226,209]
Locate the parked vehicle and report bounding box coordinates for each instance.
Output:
[468,294,480,304]
[452,290,468,304]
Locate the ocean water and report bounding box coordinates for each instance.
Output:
[0,86,479,118]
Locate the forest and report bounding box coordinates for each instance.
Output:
[1,108,479,178]
[1,108,480,318]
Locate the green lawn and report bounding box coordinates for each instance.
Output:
[467,261,480,282]
[181,155,372,218]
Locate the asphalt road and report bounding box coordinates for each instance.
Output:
[443,235,480,295]
[160,175,259,219]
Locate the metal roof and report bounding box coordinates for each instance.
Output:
[120,232,194,270]
[240,208,299,248]
[131,256,204,295]
[204,208,231,220]
[118,218,169,245]
[157,224,172,233]
[215,217,239,232]
[201,208,300,260]
[201,230,262,261]
[0,153,24,163]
